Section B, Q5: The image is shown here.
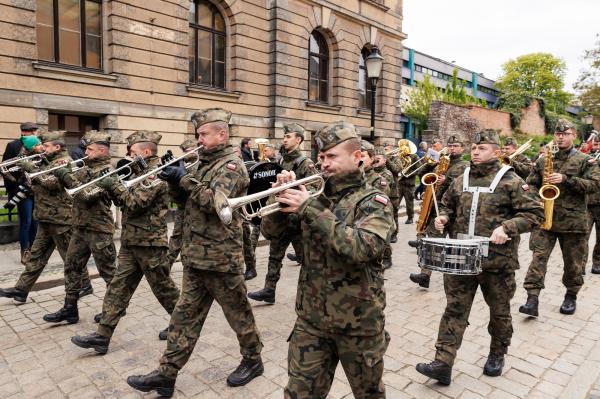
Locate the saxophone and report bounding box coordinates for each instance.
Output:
[539,141,560,230]
[416,149,450,234]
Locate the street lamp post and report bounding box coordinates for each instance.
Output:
[365,47,384,142]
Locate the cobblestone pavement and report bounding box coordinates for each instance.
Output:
[1,222,600,398]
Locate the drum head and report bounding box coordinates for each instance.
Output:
[246,161,283,224]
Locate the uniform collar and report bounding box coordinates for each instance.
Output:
[282,148,302,162]
[470,159,501,177]
[198,144,232,162]
[555,146,575,160]
[324,169,364,197]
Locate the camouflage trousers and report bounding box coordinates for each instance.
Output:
[390,196,400,237]
[166,210,184,269]
[16,222,91,293]
[285,317,389,399]
[159,268,263,378]
[97,244,180,338]
[524,228,586,297]
[585,205,600,268]
[265,233,303,290]
[398,183,415,220]
[243,220,260,272]
[64,228,116,304]
[435,270,516,367]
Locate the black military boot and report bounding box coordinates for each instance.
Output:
[244,269,257,281]
[226,358,264,387]
[286,253,303,265]
[410,273,430,288]
[408,240,419,248]
[416,360,452,385]
[390,234,398,243]
[405,218,413,224]
[71,332,110,354]
[483,353,505,377]
[0,287,28,303]
[559,294,577,315]
[518,294,539,317]
[382,259,392,270]
[158,327,169,341]
[94,312,102,323]
[78,284,94,298]
[43,301,79,324]
[248,288,275,304]
[592,264,600,274]
[127,370,175,397]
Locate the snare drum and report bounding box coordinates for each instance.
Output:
[417,238,486,275]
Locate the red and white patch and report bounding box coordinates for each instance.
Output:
[522,184,529,191]
[380,180,387,186]
[374,195,389,205]
[588,159,597,165]
[226,163,237,171]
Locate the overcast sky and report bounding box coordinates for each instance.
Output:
[402,0,600,92]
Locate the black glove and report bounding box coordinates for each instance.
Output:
[161,150,175,165]
[52,165,72,181]
[158,161,186,184]
[95,173,120,192]
[129,155,148,175]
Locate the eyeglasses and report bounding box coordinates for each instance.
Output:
[554,131,574,137]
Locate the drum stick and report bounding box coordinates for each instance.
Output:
[431,186,443,233]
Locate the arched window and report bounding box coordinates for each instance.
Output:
[308,30,329,103]
[189,0,226,88]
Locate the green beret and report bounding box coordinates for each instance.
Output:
[315,121,359,152]
[447,135,463,145]
[179,138,197,151]
[20,122,38,131]
[360,140,375,152]
[127,130,162,146]
[283,123,306,138]
[555,118,575,133]
[473,129,500,145]
[83,130,111,146]
[191,108,232,129]
[39,130,66,143]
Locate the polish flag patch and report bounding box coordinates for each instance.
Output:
[374,195,389,205]
[522,184,529,191]
[226,163,237,171]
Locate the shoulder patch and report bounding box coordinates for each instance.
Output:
[226,163,237,171]
[374,195,389,205]
[522,184,529,191]
[588,158,597,165]
[380,180,387,186]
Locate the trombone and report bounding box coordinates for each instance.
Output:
[65,163,133,197]
[123,146,203,189]
[401,148,445,178]
[0,153,44,174]
[25,157,88,181]
[215,174,325,225]
[500,139,533,165]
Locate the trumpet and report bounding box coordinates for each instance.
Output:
[500,139,533,165]
[0,153,44,174]
[215,174,325,225]
[25,156,88,181]
[401,148,445,178]
[65,163,134,197]
[124,146,203,189]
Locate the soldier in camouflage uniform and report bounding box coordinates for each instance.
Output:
[586,136,600,275]
[416,130,544,385]
[71,130,181,354]
[397,139,419,224]
[409,135,469,288]
[0,131,91,303]
[362,141,395,269]
[520,119,600,317]
[43,131,117,324]
[502,137,533,179]
[384,141,402,242]
[166,138,197,269]
[248,123,316,304]
[261,122,395,399]
[126,109,263,396]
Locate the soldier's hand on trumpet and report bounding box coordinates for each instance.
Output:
[157,160,186,185]
[95,172,121,193]
[272,170,296,188]
[276,184,310,213]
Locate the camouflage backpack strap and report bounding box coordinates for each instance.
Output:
[292,154,308,171]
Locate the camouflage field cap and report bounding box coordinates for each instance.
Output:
[39,130,66,143]
[20,122,38,131]
[191,108,232,129]
[83,130,111,146]
[374,146,386,156]
[447,135,463,145]
[283,123,306,138]
[315,121,358,151]
[360,140,375,152]
[127,130,162,146]
[473,129,500,145]
[555,118,576,133]
[503,137,516,146]
[180,138,197,151]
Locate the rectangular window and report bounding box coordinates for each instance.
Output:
[36,0,102,69]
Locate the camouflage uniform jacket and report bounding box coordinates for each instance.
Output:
[69,157,115,234]
[436,155,469,200]
[511,153,533,180]
[280,148,316,178]
[178,144,249,274]
[28,150,73,226]
[526,147,600,233]
[398,153,419,187]
[262,170,395,336]
[111,156,170,247]
[589,152,600,206]
[440,160,544,271]
[367,166,392,197]
[385,156,401,199]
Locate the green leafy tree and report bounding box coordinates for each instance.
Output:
[403,75,441,132]
[575,34,600,116]
[495,53,573,113]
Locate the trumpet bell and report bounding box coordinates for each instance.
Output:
[421,172,438,186]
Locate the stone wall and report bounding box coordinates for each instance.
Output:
[0,0,406,159]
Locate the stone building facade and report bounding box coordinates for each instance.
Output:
[0,0,406,159]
